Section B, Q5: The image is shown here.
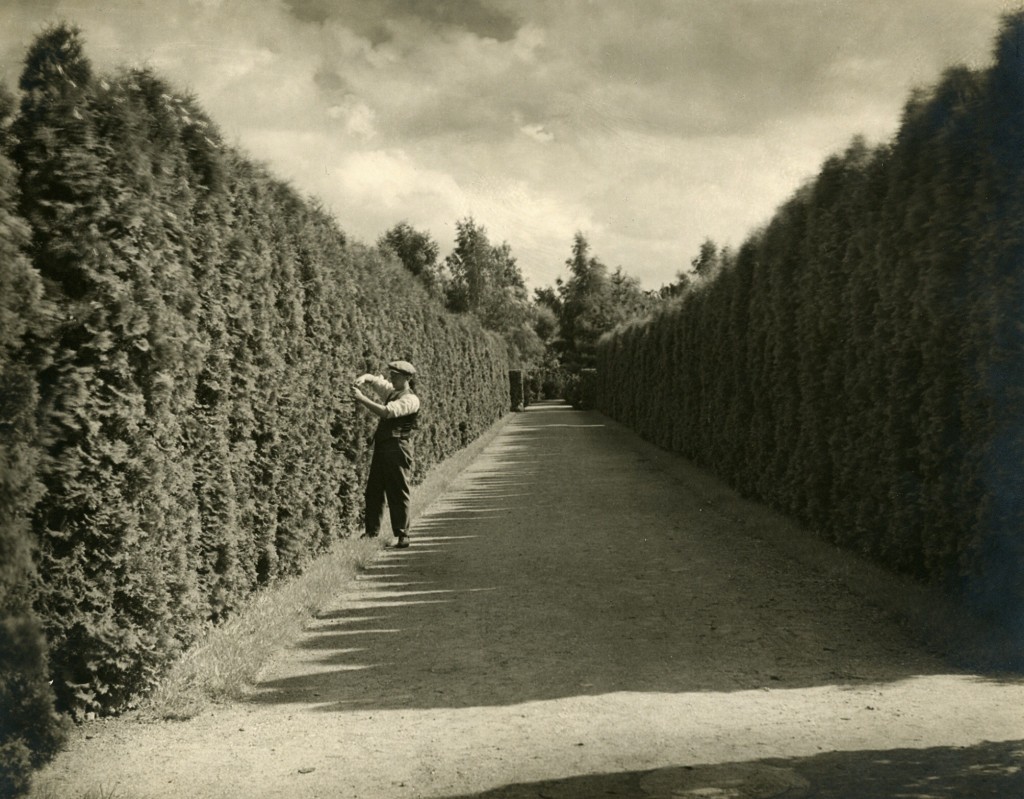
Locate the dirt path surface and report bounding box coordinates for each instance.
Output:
[31,401,1024,798]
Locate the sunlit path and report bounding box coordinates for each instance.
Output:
[30,402,1024,798]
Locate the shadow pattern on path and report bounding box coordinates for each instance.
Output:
[432,738,1024,799]
[247,403,1024,715]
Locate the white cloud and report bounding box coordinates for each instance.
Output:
[0,0,1013,291]
[333,149,465,213]
[326,100,377,140]
[455,176,599,285]
[520,123,554,143]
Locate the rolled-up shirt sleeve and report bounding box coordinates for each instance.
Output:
[386,394,420,418]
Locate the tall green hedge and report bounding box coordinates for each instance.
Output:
[0,85,68,798]
[0,22,508,745]
[596,13,1024,629]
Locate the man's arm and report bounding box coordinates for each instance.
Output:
[353,387,420,419]
[354,373,394,400]
[353,386,389,419]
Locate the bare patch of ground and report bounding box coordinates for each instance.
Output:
[29,401,1024,798]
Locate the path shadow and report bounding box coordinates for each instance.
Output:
[431,738,1024,798]
[248,402,1023,713]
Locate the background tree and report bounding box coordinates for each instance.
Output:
[609,266,657,323]
[658,270,693,299]
[690,238,721,281]
[556,232,610,369]
[444,217,493,314]
[533,285,562,318]
[530,302,559,346]
[377,221,442,295]
[552,232,656,370]
[443,217,541,367]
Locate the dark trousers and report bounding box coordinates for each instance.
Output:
[364,438,413,537]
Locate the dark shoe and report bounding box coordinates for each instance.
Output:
[391,536,410,549]
[359,533,377,540]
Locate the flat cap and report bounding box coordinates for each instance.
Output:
[388,359,417,376]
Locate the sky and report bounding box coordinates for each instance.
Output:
[0,0,1017,290]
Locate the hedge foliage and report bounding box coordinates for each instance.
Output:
[527,367,570,402]
[509,370,525,411]
[0,85,68,797]
[596,14,1024,625]
[0,22,508,747]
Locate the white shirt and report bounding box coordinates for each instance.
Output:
[358,374,421,418]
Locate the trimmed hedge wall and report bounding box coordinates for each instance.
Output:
[564,368,596,410]
[0,22,509,755]
[596,15,1024,627]
[509,370,525,411]
[0,88,68,797]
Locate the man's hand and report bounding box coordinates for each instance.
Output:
[352,386,387,419]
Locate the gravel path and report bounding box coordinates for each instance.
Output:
[31,401,1024,798]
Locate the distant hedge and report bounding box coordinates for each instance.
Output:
[528,367,569,401]
[596,14,1024,627]
[509,370,525,410]
[0,21,508,750]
